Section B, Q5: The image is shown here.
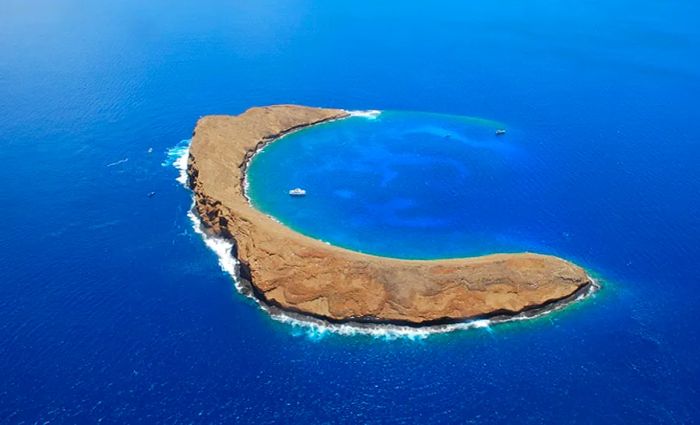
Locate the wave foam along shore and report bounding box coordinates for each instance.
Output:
[162,139,191,185]
[348,109,382,119]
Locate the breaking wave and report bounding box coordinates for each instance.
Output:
[348,109,381,119]
[162,139,191,185]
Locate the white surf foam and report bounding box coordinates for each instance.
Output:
[162,139,191,185]
[187,209,242,288]
[348,109,382,119]
[166,136,599,340]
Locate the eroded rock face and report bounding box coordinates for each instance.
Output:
[188,105,593,326]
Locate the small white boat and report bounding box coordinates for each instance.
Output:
[495,129,507,136]
[288,188,306,196]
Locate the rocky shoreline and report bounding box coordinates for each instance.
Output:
[187,105,595,327]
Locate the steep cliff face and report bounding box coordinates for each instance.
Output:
[187,105,593,326]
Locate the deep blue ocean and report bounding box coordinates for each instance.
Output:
[1,0,699,423]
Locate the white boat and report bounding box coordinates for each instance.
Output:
[288,188,306,196]
[495,129,507,136]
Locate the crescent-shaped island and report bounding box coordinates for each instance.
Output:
[187,105,595,327]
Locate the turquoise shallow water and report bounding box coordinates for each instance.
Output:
[1,0,699,422]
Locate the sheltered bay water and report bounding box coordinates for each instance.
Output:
[248,109,527,259]
[187,105,594,326]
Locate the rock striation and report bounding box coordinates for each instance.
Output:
[187,105,594,326]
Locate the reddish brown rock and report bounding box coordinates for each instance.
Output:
[187,105,593,326]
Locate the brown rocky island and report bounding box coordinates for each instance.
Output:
[187,105,595,328]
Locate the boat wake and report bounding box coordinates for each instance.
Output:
[106,158,129,167]
[167,137,598,340]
